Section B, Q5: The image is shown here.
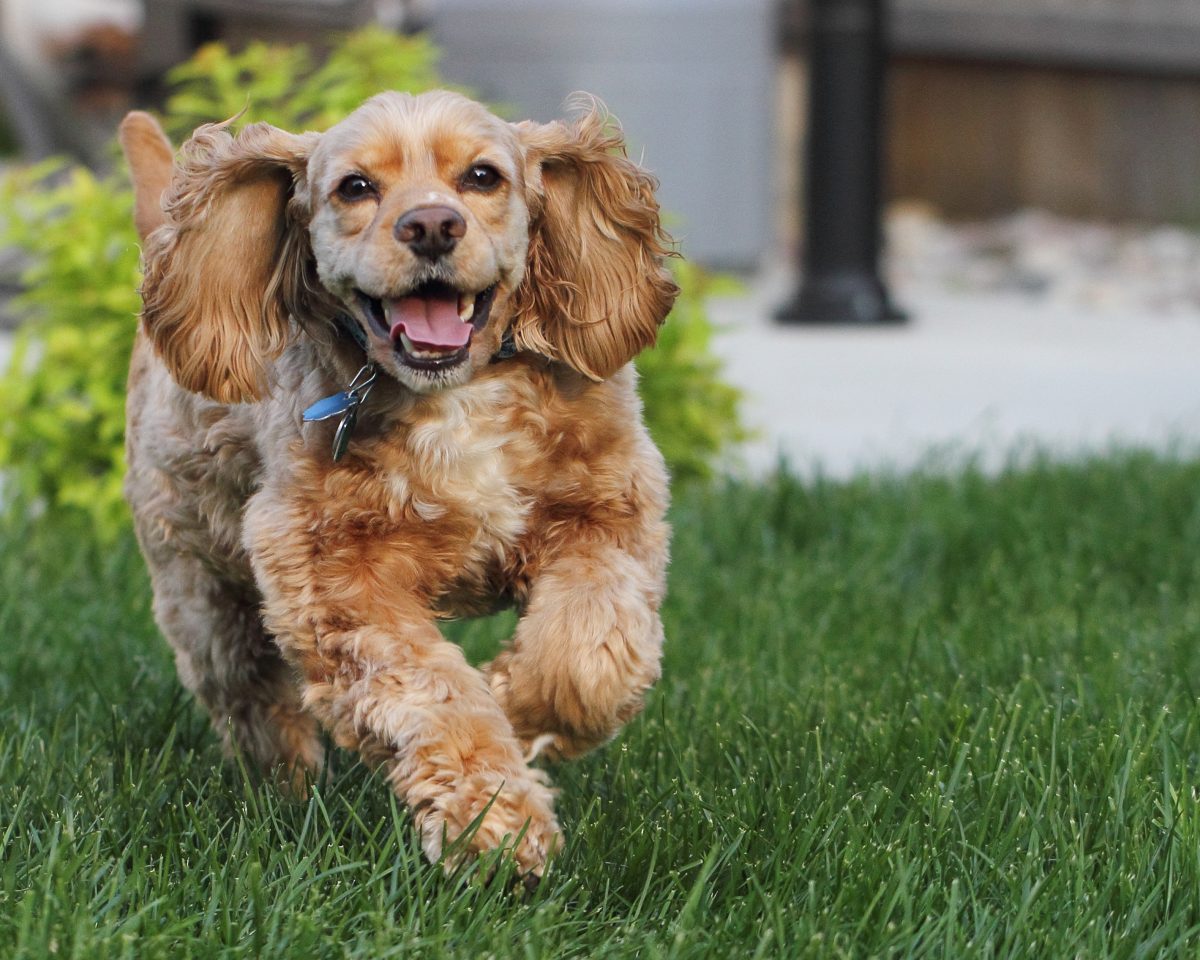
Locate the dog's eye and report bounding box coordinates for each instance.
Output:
[462,164,502,192]
[336,174,376,202]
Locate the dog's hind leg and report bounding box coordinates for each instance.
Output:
[124,335,322,787]
[142,549,324,792]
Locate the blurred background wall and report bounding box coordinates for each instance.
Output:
[428,0,774,269]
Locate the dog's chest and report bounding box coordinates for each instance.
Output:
[383,382,534,574]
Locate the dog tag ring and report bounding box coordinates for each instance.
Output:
[303,364,378,461]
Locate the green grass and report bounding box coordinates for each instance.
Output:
[4,451,1200,958]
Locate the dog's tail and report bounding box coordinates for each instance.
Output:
[119,111,174,243]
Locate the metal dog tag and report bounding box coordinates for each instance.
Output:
[331,406,358,462]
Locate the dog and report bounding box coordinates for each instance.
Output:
[117,90,677,879]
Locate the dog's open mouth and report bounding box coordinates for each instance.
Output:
[358,282,497,371]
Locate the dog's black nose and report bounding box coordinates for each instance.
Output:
[394,205,466,259]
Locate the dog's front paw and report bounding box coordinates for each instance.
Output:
[416,768,562,879]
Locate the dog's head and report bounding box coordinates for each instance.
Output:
[120,91,678,401]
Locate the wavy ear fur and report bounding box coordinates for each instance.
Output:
[134,119,319,403]
[511,106,678,381]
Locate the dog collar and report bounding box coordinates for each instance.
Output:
[492,327,518,361]
[305,312,519,462]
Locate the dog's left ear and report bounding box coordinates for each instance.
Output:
[511,106,679,381]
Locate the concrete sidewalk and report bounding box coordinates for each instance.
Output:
[709,271,1200,477]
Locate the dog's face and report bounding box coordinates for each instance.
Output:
[307,94,530,391]
[128,91,678,403]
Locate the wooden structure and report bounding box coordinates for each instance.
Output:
[890,0,1200,222]
[783,0,1200,224]
[891,0,1200,75]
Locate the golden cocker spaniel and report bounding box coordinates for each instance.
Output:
[118,90,677,878]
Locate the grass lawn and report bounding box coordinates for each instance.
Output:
[4,451,1200,958]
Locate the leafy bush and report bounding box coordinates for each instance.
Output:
[0,163,141,537]
[161,28,452,139]
[637,260,746,483]
[0,29,743,533]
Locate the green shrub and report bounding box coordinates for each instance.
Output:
[161,27,451,139]
[0,29,743,533]
[637,260,747,483]
[0,162,141,537]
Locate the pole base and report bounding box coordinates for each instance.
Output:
[776,273,907,325]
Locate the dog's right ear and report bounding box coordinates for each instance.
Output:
[125,117,319,404]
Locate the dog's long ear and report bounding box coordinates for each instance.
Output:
[131,119,319,403]
[511,106,678,381]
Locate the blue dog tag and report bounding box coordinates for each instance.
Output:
[303,391,354,422]
[302,364,379,461]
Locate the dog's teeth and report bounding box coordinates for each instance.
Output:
[399,331,458,360]
[458,295,475,322]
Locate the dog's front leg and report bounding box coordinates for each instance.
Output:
[243,495,561,877]
[485,530,668,761]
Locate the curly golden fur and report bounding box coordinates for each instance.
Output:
[118,91,677,878]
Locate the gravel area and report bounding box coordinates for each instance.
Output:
[887,204,1200,317]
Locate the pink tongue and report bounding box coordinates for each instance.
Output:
[387,291,472,350]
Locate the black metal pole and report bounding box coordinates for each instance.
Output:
[777,0,905,325]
